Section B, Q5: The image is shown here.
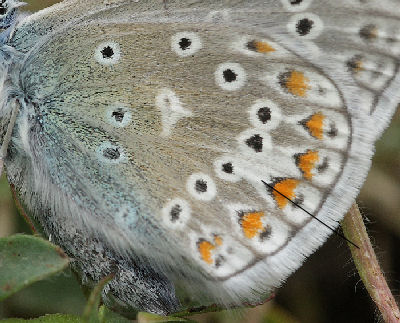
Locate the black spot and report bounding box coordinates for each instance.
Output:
[179,37,192,51]
[373,64,384,79]
[259,226,272,241]
[359,24,377,40]
[278,71,291,91]
[215,255,225,268]
[103,147,120,160]
[196,238,207,248]
[346,55,363,73]
[112,109,125,123]
[327,122,338,138]
[222,162,233,174]
[298,117,308,129]
[195,179,208,193]
[317,157,329,173]
[317,85,327,96]
[257,107,272,124]
[237,211,247,227]
[246,40,257,52]
[294,153,302,169]
[237,210,258,225]
[290,0,304,4]
[101,46,114,59]
[246,134,263,152]
[170,204,182,222]
[223,69,237,83]
[296,18,314,36]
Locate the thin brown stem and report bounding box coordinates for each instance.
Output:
[342,203,400,323]
[9,183,37,234]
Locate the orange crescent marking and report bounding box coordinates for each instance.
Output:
[286,70,310,97]
[298,150,319,180]
[214,235,223,246]
[198,241,215,265]
[306,113,325,139]
[273,179,299,209]
[241,211,265,239]
[254,41,276,53]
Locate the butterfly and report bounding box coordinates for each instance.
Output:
[0,0,399,316]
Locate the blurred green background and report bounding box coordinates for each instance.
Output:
[0,1,399,322]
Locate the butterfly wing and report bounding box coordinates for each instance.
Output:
[4,0,399,314]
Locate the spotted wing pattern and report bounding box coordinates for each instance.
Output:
[3,0,399,314]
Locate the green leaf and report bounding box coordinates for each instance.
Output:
[98,306,131,323]
[82,274,114,323]
[0,234,69,301]
[0,314,82,322]
[137,312,197,323]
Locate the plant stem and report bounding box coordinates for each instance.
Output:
[10,184,37,234]
[342,203,400,323]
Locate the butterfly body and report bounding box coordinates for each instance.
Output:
[0,0,399,315]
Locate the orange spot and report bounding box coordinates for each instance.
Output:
[214,235,223,246]
[198,240,215,265]
[306,113,325,139]
[370,28,378,38]
[362,25,378,40]
[273,179,299,209]
[353,59,363,73]
[254,41,276,53]
[298,150,319,180]
[286,71,310,97]
[241,212,265,239]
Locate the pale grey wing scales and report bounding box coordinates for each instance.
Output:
[14,9,350,300]
[313,1,400,136]
[253,0,400,139]
[6,0,399,311]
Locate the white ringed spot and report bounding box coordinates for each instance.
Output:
[215,62,247,91]
[262,66,342,107]
[232,35,292,59]
[96,141,126,164]
[237,129,273,154]
[279,182,321,225]
[105,104,132,128]
[287,13,324,40]
[94,41,121,65]
[291,109,350,150]
[226,203,290,254]
[192,228,254,277]
[249,99,282,131]
[293,148,344,187]
[187,173,217,201]
[171,32,202,57]
[162,198,191,229]
[214,156,242,183]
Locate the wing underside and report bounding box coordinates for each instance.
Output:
[4,0,399,311]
